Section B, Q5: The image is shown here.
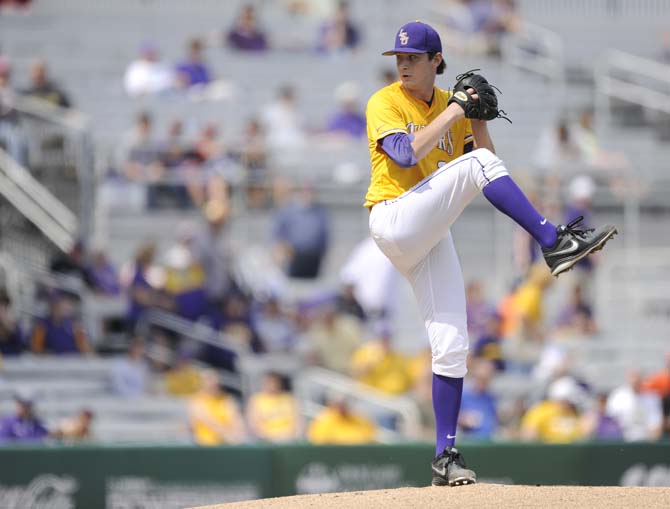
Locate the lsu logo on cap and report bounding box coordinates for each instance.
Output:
[399,29,409,45]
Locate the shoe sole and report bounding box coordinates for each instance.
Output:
[431,477,477,487]
[551,227,618,277]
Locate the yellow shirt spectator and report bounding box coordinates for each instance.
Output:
[521,400,584,443]
[307,400,377,445]
[350,339,413,395]
[188,370,245,445]
[165,362,202,397]
[247,392,300,442]
[500,263,553,339]
[247,371,300,443]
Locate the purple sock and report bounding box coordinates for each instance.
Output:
[432,373,463,456]
[483,176,557,249]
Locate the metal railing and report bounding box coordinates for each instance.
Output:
[9,95,95,243]
[501,22,565,82]
[294,366,422,443]
[595,50,670,126]
[136,308,249,391]
[0,148,77,252]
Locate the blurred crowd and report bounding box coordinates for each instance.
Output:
[1,0,669,448]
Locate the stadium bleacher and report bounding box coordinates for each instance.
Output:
[0,0,668,448]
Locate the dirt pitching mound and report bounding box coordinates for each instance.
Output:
[193,484,670,509]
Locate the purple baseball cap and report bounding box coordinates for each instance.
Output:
[382,21,442,56]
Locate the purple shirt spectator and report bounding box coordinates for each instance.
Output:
[31,316,82,354]
[327,111,366,138]
[594,414,623,440]
[175,62,210,87]
[0,415,48,443]
[88,251,121,296]
[273,186,329,279]
[459,385,497,440]
[0,399,48,443]
[226,5,268,52]
[127,267,152,327]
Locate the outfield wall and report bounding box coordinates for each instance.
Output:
[0,442,668,508]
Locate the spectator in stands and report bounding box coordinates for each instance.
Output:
[350,328,413,395]
[521,376,587,443]
[116,112,165,191]
[192,199,236,318]
[334,283,366,322]
[175,38,211,89]
[0,394,48,444]
[110,338,150,398]
[225,4,269,52]
[471,311,505,372]
[53,408,95,442]
[0,0,32,11]
[324,81,366,138]
[202,292,263,371]
[0,56,29,166]
[49,239,93,288]
[156,118,193,209]
[188,369,246,445]
[246,371,301,443]
[252,297,297,353]
[315,1,361,53]
[582,393,623,441]
[20,59,71,108]
[465,280,496,342]
[554,284,597,337]
[30,293,92,355]
[641,352,670,438]
[163,222,208,322]
[606,369,664,442]
[572,109,629,176]
[302,305,362,374]
[533,119,583,177]
[0,288,24,356]
[272,181,329,279]
[307,394,377,444]
[339,236,399,323]
[441,0,520,58]
[87,248,121,296]
[123,42,174,97]
[458,360,498,440]
[164,223,207,320]
[498,263,553,342]
[126,241,162,332]
[261,84,307,151]
[187,122,234,207]
[236,117,271,209]
[164,347,203,397]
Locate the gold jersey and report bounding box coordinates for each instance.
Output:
[364,82,473,208]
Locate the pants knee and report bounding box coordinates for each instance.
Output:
[427,318,469,378]
[469,148,508,189]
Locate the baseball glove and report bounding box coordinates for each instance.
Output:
[447,69,511,123]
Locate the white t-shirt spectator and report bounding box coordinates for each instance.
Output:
[124,59,174,97]
[606,384,663,441]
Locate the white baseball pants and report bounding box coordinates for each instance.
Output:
[369,148,508,378]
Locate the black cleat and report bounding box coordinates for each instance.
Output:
[431,446,477,487]
[542,216,617,277]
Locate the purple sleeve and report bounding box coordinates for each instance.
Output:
[380,133,418,168]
